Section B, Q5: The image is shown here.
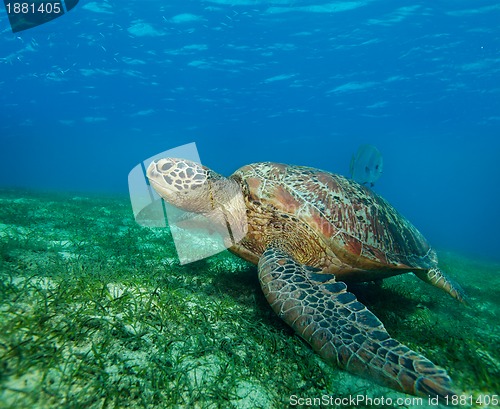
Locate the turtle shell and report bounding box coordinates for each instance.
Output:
[231,162,438,272]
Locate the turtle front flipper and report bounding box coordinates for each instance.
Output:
[258,246,457,399]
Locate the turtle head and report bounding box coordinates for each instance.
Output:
[146,158,223,213]
[146,159,247,241]
[147,158,247,244]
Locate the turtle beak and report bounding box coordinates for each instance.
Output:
[146,160,171,194]
[146,160,161,186]
[146,160,158,180]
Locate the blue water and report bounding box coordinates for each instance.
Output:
[1,1,499,260]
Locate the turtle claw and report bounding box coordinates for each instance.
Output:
[258,246,458,399]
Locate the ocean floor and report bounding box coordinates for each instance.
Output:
[0,189,498,409]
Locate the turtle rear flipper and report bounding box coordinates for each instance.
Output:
[258,246,457,399]
[414,268,468,304]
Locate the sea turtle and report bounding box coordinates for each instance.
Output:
[146,158,465,399]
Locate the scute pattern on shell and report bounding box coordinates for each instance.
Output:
[232,162,437,270]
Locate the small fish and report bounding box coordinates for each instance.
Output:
[349,144,383,187]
